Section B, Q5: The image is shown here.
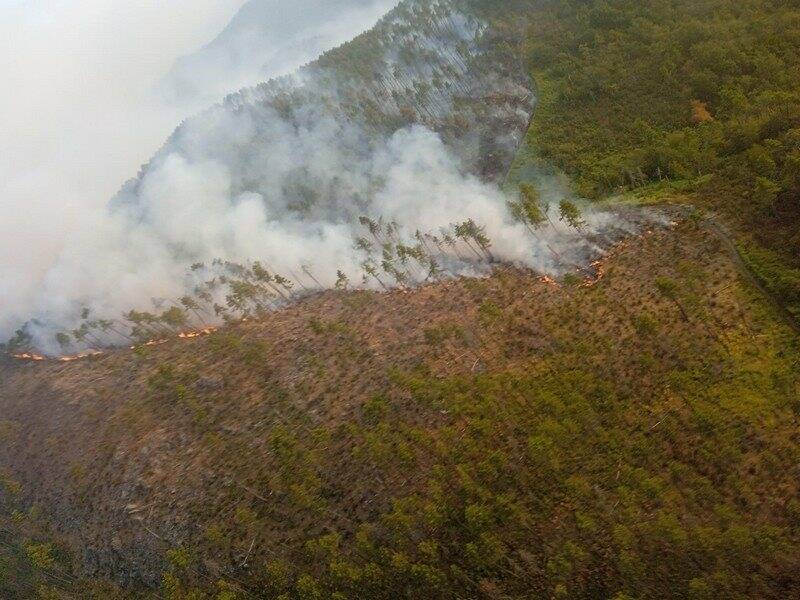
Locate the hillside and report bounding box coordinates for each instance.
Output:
[2,0,800,598]
[512,0,800,320]
[0,0,540,356]
[3,210,800,598]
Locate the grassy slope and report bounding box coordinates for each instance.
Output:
[2,214,799,599]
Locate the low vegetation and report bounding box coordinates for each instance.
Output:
[1,217,798,598]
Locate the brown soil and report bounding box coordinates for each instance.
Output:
[0,213,789,589]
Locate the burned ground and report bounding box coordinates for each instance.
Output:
[1,214,799,598]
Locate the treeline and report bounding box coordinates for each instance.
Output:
[233,0,534,181]
[4,218,494,356]
[521,0,800,197]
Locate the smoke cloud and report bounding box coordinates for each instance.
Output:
[22,104,611,354]
[0,0,395,342]
[1,0,632,355]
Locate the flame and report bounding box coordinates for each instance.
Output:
[9,326,219,364]
[58,350,104,362]
[178,327,218,339]
[582,260,606,287]
[581,238,633,287]
[539,275,559,287]
[11,353,46,361]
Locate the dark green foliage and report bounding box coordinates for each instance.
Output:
[516,0,800,313]
[558,199,584,229]
[523,0,800,197]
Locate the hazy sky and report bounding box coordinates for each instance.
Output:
[0,0,408,339]
[0,1,246,333]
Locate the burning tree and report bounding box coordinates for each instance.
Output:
[180,296,209,326]
[510,183,566,265]
[55,332,72,352]
[455,219,493,262]
[7,328,33,354]
[160,307,189,332]
[361,260,389,290]
[511,183,547,233]
[97,319,135,344]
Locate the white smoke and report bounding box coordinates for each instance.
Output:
[0,0,397,343]
[1,0,625,355]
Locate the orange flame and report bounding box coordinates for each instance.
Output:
[539,275,559,287]
[58,350,104,362]
[11,353,46,362]
[582,260,606,287]
[10,326,220,364]
[178,326,218,339]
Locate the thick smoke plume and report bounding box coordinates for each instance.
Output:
[2,0,634,356]
[19,110,611,355]
[0,0,248,338]
[0,0,392,344]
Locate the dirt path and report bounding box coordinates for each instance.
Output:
[701,214,800,335]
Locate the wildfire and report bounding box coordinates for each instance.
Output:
[11,353,46,361]
[539,275,559,287]
[579,236,638,288]
[582,260,606,287]
[58,350,104,363]
[10,326,220,364]
[178,327,218,339]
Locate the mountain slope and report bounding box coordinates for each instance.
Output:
[514,0,800,319]
[2,0,800,598]
[4,0,540,355]
[2,211,799,598]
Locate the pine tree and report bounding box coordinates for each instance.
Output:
[559,199,585,230]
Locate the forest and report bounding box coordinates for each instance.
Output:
[1,0,799,598]
[513,0,800,318]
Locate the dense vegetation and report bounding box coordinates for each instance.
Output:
[509,0,800,317]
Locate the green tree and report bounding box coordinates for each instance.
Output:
[558,199,585,230]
